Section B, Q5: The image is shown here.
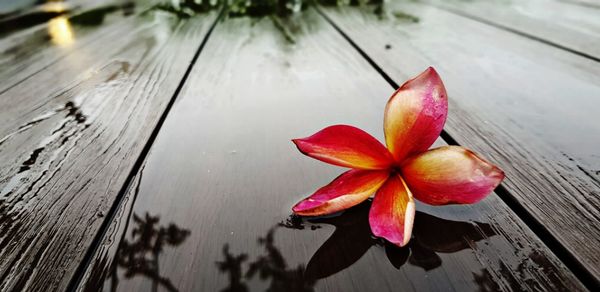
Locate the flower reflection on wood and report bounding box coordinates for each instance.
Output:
[216,201,497,291]
[291,67,504,247]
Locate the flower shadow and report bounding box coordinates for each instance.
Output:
[292,200,497,281]
[216,200,496,291]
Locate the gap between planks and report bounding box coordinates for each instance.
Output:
[314,5,599,291]
[64,8,225,292]
[421,1,600,63]
[72,10,585,291]
[0,0,162,96]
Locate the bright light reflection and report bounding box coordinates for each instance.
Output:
[48,16,74,47]
[42,1,68,13]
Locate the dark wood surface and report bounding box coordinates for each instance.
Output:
[1,1,599,291]
[321,1,600,284]
[424,0,600,60]
[0,0,154,94]
[75,11,584,291]
[0,7,218,290]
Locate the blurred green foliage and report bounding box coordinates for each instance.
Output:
[157,0,385,17]
[152,0,417,44]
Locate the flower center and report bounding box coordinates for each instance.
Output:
[391,166,403,176]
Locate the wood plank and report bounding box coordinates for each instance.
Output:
[320,2,600,285]
[0,0,157,95]
[560,0,600,9]
[0,10,218,291]
[424,0,600,60]
[0,0,110,33]
[77,10,584,291]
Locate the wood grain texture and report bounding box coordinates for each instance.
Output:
[77,164,146,291]
[77,10,583,291]
[320,1,600,283]
[423,0,600,60]
[0,11,218,291]
[0,0,113,35]
[0,0,156,95]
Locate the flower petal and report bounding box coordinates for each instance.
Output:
[293,169,389,216]
[401,146,505,205]
[384,67,448,162]
[369,174,416,247]
[293,125,394,169]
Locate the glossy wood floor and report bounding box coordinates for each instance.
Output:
[0,0,598,291]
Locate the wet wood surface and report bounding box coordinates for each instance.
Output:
[0,0,154,95]
[75,10,584,291]
[320,2,600,285]
[0,6,218,290]
[424,0,600,60]
[0,0,115,36]
[1,1,599,291]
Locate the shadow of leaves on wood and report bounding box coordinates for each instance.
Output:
[217,227,316,292]
[107,212,190,292]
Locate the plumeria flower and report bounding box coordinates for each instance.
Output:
[291,67,504,247]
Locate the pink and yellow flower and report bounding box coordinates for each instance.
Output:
[292,67,504,247]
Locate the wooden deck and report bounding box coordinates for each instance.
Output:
[0,0,598,291]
